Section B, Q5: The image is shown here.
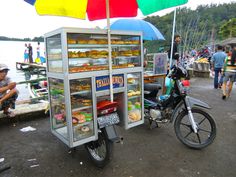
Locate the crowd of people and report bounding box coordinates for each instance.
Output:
[167,34,236,100]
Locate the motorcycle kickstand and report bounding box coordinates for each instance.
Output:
[149,119,159,129]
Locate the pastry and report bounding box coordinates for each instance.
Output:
[88,39,98,44]
[128,64,135,67]
[117,40,124,44]
[132,50,140,56]
[54,114,64,121]
[78,52,86,58]
[127,78,135,84]
[68,39,77,44]
[99,50,108,57]
[131,40,140,44]
[128,92,133,97]
[112,51,118,58]
[124,40,132,44]
[81,126,90,132]
[72,113,86,124]
[77,39,88,44]
[98,39,107,44]
[72,117,78,125]
[135,102,141,109]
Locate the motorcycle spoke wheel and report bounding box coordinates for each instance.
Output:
[87,139,107,161]
[85,129,113,168]
[174,108,216,149]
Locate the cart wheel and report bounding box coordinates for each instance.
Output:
[84,128,113,168]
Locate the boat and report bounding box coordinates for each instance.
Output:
[28,80,48,103]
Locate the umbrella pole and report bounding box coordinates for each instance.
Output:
[169,8,177,68]
[106,0,113,102]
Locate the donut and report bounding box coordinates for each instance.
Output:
[81,126,89,132]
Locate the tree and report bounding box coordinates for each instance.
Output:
[218,18,236,39]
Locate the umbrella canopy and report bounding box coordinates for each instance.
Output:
[24,0,188,102]
[110,19,165,41]
[24,0,188,20]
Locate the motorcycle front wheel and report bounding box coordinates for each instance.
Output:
[174,108,216,149]
[84,128,113,168]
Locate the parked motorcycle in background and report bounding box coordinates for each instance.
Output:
[144,66,216,149]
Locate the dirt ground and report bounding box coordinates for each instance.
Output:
[0,77,236,177]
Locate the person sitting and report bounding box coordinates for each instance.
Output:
[0,64,18,117]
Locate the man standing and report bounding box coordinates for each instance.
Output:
[211,45,227,89]
[222,46,236,99]
[168,34,181,67]
[28,43,33,63]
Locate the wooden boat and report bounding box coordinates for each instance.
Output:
[28,80,48,102]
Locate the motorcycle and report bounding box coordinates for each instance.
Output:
[144,66,216,149]
[84,100,121,168]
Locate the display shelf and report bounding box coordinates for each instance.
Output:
[48,58,62,61]
[73,121,92,127]
[127,83,139,86]
[128,95,141,99]
[68,44,140,48]
[71,90,91,95]
[72,106,92,112]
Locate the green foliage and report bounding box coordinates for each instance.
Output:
[219,18,236,39]
[144,2,236,53]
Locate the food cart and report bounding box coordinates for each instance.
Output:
[45,27,144,149]
[193,58,210,78]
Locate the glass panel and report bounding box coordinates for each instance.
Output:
[46,34,62,73]
[67,33,109,73]
[112,35,141,69]
[127,73,142,124]
[70,78,94,142]
[49,78,67,139]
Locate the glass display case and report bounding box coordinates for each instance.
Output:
[45,27,144,147]
[127,72,143,129]
[145,53,168,75]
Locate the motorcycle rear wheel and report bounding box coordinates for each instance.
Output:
[85,128,113,168]
[174,108,216,149]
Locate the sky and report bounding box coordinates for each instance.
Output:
[0,0,235,39]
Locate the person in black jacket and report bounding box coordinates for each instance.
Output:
[168,34,181,67]
[28,43,33,63]
[231,46,236,65]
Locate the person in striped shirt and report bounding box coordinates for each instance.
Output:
[222,46,236,100]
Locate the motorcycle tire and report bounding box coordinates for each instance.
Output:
[174,108,216,149]
[84,128,113,168]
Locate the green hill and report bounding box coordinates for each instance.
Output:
[144,2,236,53]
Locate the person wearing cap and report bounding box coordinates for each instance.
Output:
[0,64,18,117]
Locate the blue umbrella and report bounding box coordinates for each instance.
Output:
[110,19,165,41]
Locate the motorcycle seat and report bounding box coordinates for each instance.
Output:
[144,83,162,92]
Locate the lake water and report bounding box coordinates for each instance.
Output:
[0,41,45,101]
